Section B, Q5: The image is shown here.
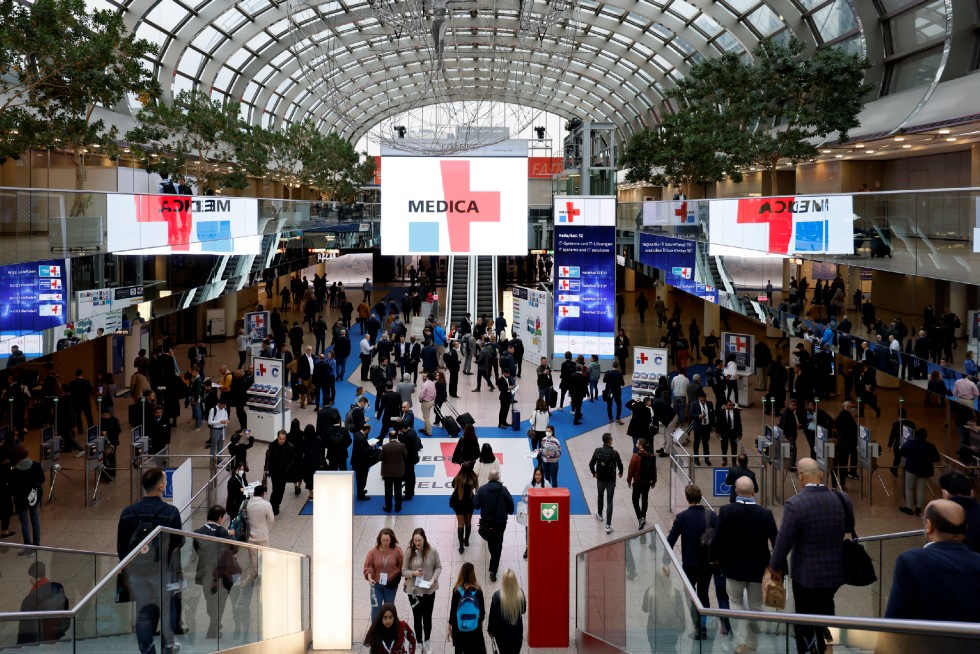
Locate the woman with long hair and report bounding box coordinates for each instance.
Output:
[519,468,550,559]
[488,569,526,654]
[538,426,562,489]
[363,528,404,622]
[452,424,481,465]
[287,418,304,496]
[530,398,549,454]
[364,603,416,654]
[450,462,479,554]
[447,562,486,654]
[402,528,442,653]
[474,443,499,488]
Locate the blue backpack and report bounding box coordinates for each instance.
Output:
[455,587,479,632]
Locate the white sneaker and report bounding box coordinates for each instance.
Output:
[594,512,603,521]
[605,525,613,534]
[424,643,432,654]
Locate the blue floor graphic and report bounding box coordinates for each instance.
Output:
[297,371,640,517]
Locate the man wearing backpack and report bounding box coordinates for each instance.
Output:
[116,468,184,654]
[626,438,657,530]
[663,484,718,641]
[17,561,70,644]
[589,432,624,534]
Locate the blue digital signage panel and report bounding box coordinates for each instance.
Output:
[553,225,616,357]
[0,258,68,356]
[639,233,717,303]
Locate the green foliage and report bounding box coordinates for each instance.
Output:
[0,0,159,209]
[246,121,321,199]
[622,37,872,194]
[308,132,375,203]
[127,90,253,193]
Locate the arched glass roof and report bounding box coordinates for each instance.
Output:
[97,0,964,142]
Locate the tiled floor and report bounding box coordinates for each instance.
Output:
[4,281,956,653]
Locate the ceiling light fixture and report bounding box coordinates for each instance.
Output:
[902,144,912,149]
[855,143,865,148]
[938,129,951,134]
[946,137,957,142]
[894,137,905,141]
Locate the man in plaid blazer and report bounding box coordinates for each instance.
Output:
[768,458,852,654]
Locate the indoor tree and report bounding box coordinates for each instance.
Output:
[0,0,159,214]
[246,120,321,200]
[127,89,254,194]
[307,131,375,203]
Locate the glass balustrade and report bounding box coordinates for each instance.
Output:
[0,527,310,654]
[576,524,980,654]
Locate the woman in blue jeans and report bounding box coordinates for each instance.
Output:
[538,427,562,488]
[362,528,404,622]
[10,447,44,552]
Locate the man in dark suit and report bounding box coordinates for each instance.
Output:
[715,399,742,466]
[769,458,852,654]
[688,392,714,466]
[651,396,678,456]
[778,399,800,468]
[803,399,834,461]
[664,484,717,641]
[298,346,316,409]
[888,409,916,477]
[834,401,859,488]
[445,340,461,398]
[626,396,653,453]
[568,365,589,426]
[724,453,758,503]
[497,369,514,428]
[709,477,778,653]
[940,472,980,553]
[380,430,407,513]
[885,499,980,622]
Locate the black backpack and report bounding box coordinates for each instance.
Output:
[329,426,347,449]
[128,506,168,564]
[161,180,177,194]
[639,453,657,485]
[594,448,616,475]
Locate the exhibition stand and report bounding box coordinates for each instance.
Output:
[631,346,669,397]
[247,356,290,443]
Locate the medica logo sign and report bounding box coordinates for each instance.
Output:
[380,156,529,255]
[709,195,855,255]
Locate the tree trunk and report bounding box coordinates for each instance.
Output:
[70,149,89,217]
[768,160,780,196]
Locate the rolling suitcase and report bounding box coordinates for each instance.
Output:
[435,404,461,436]
[547,388,558,408]
[457,412,476,429]
[512,409,521,431]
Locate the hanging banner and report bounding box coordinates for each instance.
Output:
[512,286,552,363]
[632,346,669,397]
[709,195,855,255]
[642,200,704,226]
[638,233,717,303]
[245,311,270,343]
[0,258,68,357]
[553,196,616,357]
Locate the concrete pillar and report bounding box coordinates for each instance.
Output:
[624,267,636,292]
[218,293,239,339]
[971,144,980,188]
[949,281,969,340]
[846,265,863,319]
[704,298,721,339]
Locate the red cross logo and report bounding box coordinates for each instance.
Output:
[674,202,687,222]
[561,267,570,276]
[732,337,748,353]
[134,196,193,251]
[564,202,580,222]
[636,352,649,364]
[258,364,267,376]
[736,197,795,254]
[254,315,265,328]
[440,160,501,252]
[561,307,570,316]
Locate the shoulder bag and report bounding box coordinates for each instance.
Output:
[835,491,877,586]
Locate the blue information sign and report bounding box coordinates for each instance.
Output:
[713,468,731,497]
[163,468,176,499]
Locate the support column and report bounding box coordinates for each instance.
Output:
[949,281,969,341]
[704,299,721,340]
[623,267,636,292]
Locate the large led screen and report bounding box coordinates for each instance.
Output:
[709,195,854,256]
[553,196,616,357]
[380,156,528,255]
[107,195,261,255]
[0,259,68,355]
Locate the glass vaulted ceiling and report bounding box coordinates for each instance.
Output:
[101,0,895,142]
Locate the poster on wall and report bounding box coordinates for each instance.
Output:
[632,347,669,396]
[106,195,261,255]
[709,195,855,255]
[511,286,552,363]
[638,233,717,303]
[553,196,616,357]
[642,200,704,227]
[0,258,68,357]
[74,285,144,338]
[245,311,270,343]
[207,309,227,337]
[721,331,754,372]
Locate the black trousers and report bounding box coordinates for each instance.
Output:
[383,476,403,510]
[484,522,506,575]
[693,428,711,456]
[410,592,436,643]
[403,464,416,499]
[682,564,712,630]
[719,435,738,458]
[791,581,837,654]
[360,353,371,380]
[269,477,287,514]
[571,396,583,422]
[498,401,509,427]
[355,465,369,497]
[606,392,622,420]
[449,369,459,396]
[631,483,650,521]
[235,405,247,431]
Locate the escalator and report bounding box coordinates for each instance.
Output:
[447,255,470,327]
[475,256,497,320]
